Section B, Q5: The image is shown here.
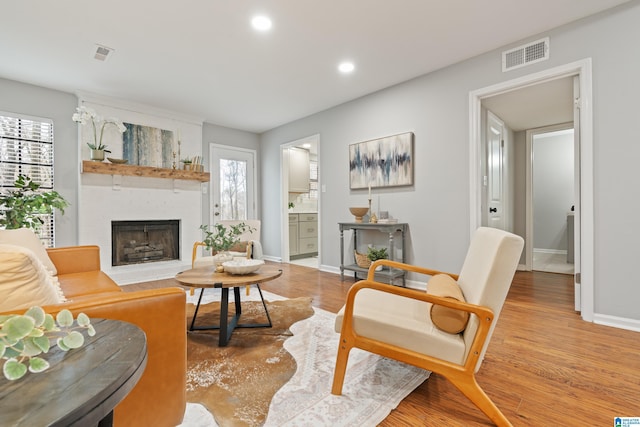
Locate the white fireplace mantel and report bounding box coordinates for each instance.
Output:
[76,97,204,285]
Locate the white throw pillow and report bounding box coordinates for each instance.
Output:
[0,244,66,312]
[0,228,57,275]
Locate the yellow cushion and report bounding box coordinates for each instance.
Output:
[0,228,57,275]
[427,274,470,334]
[0,244,66,312]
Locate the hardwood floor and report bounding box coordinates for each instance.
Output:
[125,263,640,426]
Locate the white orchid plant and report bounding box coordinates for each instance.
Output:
[72,106,127,153]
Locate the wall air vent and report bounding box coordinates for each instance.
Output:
[502,37,549,72]
[94,44,114,61]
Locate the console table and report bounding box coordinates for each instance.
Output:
[339,222,408,286]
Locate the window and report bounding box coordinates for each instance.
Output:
[309,160,318,200]
[0,111,56,247]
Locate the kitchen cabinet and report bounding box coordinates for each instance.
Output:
[289,214,299,256]
[289,213,318,259]
[288,147,310,193]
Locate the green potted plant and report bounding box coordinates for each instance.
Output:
[0,306,95,380]
[199,222,255,254]
[367,246,388,271]
[72,106,126,161]
[0,175,69,231]
[181,157,193,170]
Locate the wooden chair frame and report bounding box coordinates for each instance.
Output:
[332,258,513,427]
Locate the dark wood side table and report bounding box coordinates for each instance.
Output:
[0,319,147,427]
[175,265,283,346]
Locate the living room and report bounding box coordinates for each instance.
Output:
[2,1,640,425]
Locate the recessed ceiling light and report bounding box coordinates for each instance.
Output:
[251,16,272,31]
[338,62,355,73]
[302,143,311,149]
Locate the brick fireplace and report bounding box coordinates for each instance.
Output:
[76,97,204,285]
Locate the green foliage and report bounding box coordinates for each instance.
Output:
[200,222,255,252]
[0,307,95,380]
[0,175,69,230]
[87,142,111,152]
[366,246,388,262]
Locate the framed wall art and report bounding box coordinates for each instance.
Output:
[349,131,414,189]
[123,123,175,168]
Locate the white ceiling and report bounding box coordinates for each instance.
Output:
[482,77,574,131]
[0,1,629,133]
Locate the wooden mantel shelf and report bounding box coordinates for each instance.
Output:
[82,160,210,182]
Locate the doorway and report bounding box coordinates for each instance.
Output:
[469,59,594,321]
[280,135,320,268]
[209,144,257,224]
[528,125,575,274]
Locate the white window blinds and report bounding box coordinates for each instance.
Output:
[0,111,56,247]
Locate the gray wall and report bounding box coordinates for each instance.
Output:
[513,130,527,262]
[533,131,574,251]
[0,78,78,247]
[260,1,640,321]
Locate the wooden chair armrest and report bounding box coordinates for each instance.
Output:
[192,241,207,267]
[345,279,492,319]
[342,279,495,372]
[367,259,459,281]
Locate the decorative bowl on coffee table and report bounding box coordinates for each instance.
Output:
[222,259,264,275]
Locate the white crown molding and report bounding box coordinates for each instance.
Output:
[75,91,204,126]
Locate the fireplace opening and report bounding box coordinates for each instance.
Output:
[112,220,180,266]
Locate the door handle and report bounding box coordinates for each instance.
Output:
[489,207,497,213]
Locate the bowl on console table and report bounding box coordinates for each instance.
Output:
[349,207,369,223]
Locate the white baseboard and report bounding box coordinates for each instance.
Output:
[533,248,568,255]
[593,313,640,333]
[262,255,282,263]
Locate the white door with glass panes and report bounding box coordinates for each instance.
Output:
[210,145,256,224]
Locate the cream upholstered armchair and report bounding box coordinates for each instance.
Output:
[332,227,524,426]
[190,220,263,296]
[191,220,263,268]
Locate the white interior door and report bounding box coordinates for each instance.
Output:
[210,145,256,224]
[487,112,506,230]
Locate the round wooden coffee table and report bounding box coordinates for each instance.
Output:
[175,265,283,346]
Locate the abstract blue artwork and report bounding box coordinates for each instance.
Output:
[349,132,414,189]
[123,123,175,168]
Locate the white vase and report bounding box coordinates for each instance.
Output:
[212,252,233,268]
[90,149,105,161]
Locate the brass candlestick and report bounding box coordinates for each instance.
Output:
[368,198,378,223]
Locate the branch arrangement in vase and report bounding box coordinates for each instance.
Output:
[200,222,255,253]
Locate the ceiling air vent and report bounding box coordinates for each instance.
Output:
[94,44,114,61]
[502,37,549,72]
